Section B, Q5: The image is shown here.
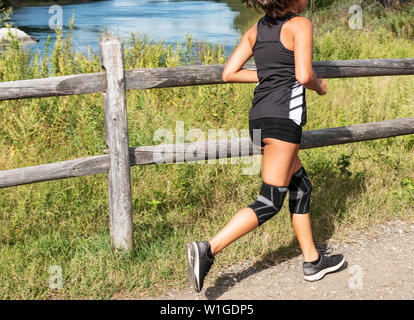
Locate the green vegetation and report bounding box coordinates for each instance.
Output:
[0,1,413,299]
[229,0,414,38]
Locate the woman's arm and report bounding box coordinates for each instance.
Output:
[222,25,259,83]
[292,17,327,95]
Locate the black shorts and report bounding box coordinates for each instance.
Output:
[249,117,302,147]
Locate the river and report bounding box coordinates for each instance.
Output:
[8,0,260,58]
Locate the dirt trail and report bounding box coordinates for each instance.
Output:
[154,219,414,300]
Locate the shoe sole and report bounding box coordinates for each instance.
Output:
[303,256,345,282]
[186,242,201,292]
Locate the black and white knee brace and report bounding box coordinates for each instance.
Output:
[247,181,287,226]
[288,167,312,214]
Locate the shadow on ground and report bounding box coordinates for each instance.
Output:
[204,169,365,300]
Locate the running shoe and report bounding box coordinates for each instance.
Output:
[303,253,345,282]
[186,241,215,293]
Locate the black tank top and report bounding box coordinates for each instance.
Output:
[249,12,307,127]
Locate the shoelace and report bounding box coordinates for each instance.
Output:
[313,242,344,267]
[314,242,333,255]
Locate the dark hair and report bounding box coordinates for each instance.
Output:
[243,0,296,18]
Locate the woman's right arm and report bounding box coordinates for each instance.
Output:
[221,24,258,83]
[292,17,327,95]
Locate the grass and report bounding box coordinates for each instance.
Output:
[0,1,413,299]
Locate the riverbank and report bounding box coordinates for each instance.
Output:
[3,0,102,8]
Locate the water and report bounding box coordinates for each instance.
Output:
[8,0,249,58]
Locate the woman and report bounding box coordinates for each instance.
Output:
[186,0,346,293]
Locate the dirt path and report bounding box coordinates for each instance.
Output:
[154,219,414,300]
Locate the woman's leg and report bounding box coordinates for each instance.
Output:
[291,213,319,262]
[289,155,319,262]
[208,207,259,255]
[209,138,299,256]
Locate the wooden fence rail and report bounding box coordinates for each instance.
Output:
[0,58,414,101]
[0,117,413,189]
[0,35,413,251]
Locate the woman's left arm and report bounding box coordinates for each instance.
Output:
[222,25,259,83]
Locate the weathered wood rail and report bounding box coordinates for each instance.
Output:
[0,35,413,251]
[1,117,413,189]
[1,58,414,101]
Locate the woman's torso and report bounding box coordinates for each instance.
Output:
[250,12,307,127]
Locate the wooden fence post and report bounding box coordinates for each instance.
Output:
[100,35,134,252]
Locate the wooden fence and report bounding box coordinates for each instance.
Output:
[1,35,413,251]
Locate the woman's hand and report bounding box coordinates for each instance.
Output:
[316,78,327,95]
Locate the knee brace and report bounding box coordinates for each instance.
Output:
[248,181,287,226]
[288,167,312,214]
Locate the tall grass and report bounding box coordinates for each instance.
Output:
[0,3,413,299]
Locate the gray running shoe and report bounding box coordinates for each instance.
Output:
[186,241,215,293]
[303,253,345,282]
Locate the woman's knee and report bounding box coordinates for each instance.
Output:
[287,166,312,214]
